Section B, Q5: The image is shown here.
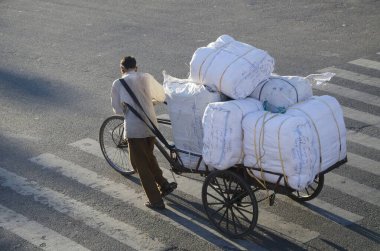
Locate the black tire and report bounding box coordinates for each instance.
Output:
[288,174,324,202]
[99,115,135,176]
[202,170,258,239]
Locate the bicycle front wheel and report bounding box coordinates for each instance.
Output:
[99,115,135,176]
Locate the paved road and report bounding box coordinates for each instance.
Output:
[0,0,379,250]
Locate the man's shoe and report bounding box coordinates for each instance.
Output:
[145,200,165,210]
[160,182,177,197]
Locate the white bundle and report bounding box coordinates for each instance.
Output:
[189,35,275,99]
[250,75,313,113]
[202,98,263,170]
[243,111,315,190]
[163,72,224,171]
[250,73,335,113]
[286,95,347,176]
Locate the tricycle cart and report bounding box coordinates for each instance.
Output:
[99,115,347,239]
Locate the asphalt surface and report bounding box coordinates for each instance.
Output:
[0,0,379,250]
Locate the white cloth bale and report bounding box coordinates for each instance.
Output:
[286,95,347,176]
[243,111,315,190]
[250,75,313,112]
[189,35,275,99]
[163,73,225,171]
[202,98,263,170]
[250,73,335,113]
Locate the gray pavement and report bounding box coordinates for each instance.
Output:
[0,0,379,250]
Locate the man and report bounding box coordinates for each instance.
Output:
[111,56,176,210]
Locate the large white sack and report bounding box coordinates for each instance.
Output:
[189,35,275,99]
[243,111,315,190]
[286,95,347,176]
[163,73,225,171]
[202,98,263,170]
[250,75,313,113]
[250,73,335,113]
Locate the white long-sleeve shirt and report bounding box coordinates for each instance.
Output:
[111,72,165,138]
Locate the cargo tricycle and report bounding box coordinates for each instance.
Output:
[99,113,347,239]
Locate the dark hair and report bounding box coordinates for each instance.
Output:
[120,56,137,69]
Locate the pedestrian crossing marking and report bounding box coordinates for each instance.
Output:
[160,165,320,244]
[0,204,90,251]
[0,167,166,251]
[325,173,380,207]
[347,152,380,176]
[349,58,380,71]
[347,130,380,152]
[277,197,363,226]
[313,82,380,107]
[318,66,380,88]
[342,106,380,129]
[69,138,320,243]
[30,153,262,251]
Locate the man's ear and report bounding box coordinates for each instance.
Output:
[120,66,126,74]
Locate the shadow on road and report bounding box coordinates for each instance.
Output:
[0,67,77,108]
[163,193,307,250]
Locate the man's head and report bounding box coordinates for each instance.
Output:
[120,56,137,74]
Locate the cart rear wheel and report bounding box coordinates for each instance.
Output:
[99,116,135,176]
[288,174,324,202]
[202,170,258,238]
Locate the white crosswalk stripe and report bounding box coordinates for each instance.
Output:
[30,153,264,251]
[69,138,320,243]
[325,173,380,207]
[277,197,363,226]
[347,130,380,152]
[0,167,166,251]
[313,82,380,107]
[347,152,380,176]
[342,106,380,129]
[0,204,90,251]
[318,66,380,88]
[349,58,380,71]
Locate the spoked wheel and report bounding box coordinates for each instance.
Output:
[288,173,324,202]
[99,115,135,176]
[202,170,258,239]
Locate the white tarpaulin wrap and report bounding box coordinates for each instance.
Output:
[286,95,347,176]
[250,75,313,113]
[250,73,335,113]
[163,73,224,171]
[243,111,315,190]
[202,98,263,170]
[189,35,275,99]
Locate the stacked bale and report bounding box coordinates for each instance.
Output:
[163,35,345,190]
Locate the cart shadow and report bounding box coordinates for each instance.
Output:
[301,202,380,244]
[162,193,307,250]
[320,239,348,251]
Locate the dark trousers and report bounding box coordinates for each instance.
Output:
[127,137,167,204]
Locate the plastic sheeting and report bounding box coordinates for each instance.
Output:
[189,35,275,99]
[202,98,263,170]
[163,73,225,171]
[286,95,347,176]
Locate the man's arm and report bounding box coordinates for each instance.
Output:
[111,80,125,115]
